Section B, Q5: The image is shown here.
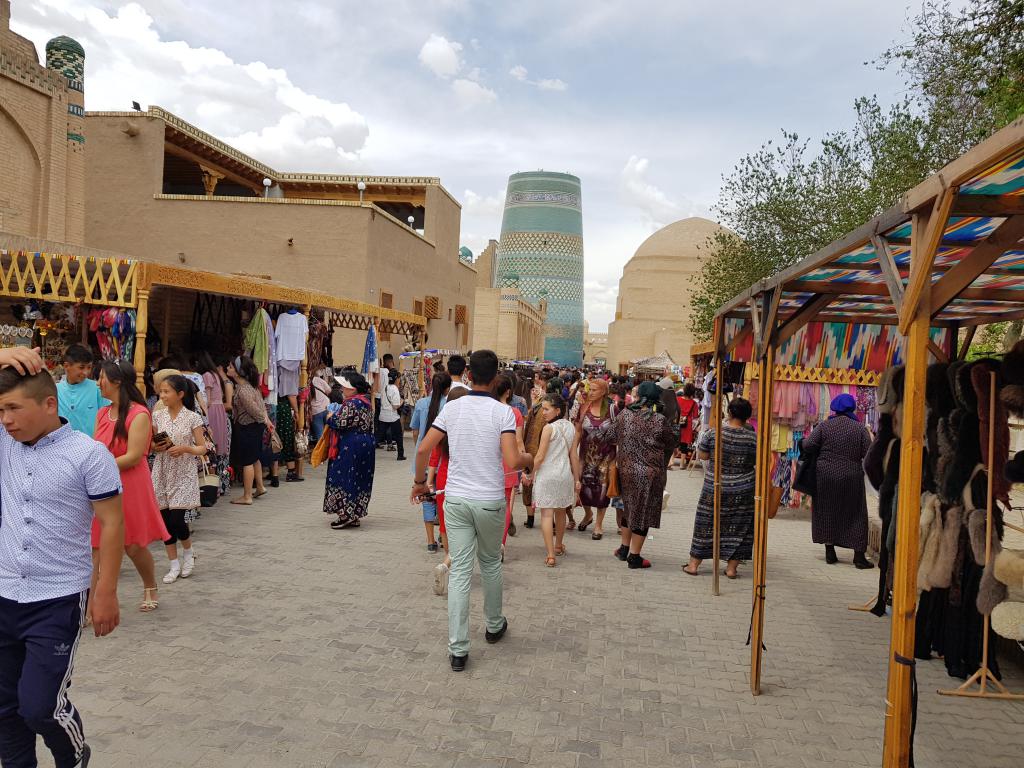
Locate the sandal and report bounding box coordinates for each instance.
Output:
[591,531,603,540]
[565,514,577,531]
[555,544,567,556]
[139,587,159,612]
[681,565,700,576]
[230,498,253,506]
[544,556,557,567]
[254,489,268,498]
[577,516,593,532]
[723,569,739,580]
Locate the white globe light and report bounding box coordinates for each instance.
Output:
[262,178,272,187]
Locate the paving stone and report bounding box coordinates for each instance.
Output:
[27,447,1023,767]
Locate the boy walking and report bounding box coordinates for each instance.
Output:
[412,350,532,671]
[0,348,124,768]
[56,345,105,437]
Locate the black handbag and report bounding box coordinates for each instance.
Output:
[792,440,819,496]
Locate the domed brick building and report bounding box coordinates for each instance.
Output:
[606,217,728,374]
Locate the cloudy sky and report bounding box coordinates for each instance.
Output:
[12,0,940,330]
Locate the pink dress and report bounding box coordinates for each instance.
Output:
[203,371,230,455]
[91,403,169,547]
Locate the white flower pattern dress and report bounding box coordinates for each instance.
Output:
[150,407,204,513]
[533,419,576,508]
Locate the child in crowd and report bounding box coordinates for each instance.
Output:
[524,393,581,567]
[151,374,207,584]
[57,343,106,436]
[427,386,469,595]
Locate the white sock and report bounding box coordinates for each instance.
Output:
[182,548,194,561]
[168,559,180,570]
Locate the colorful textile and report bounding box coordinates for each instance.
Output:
[243,308,271,373]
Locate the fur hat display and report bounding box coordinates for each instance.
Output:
[994,548,1024,589]
[917,494,942,591]
[1000,339,1024,386]
[1000,384,1024,418]
[978,562,1009,615]
[990,601,1024,641]
[971,360,1011,504]
[966,508,991,566]
[1005,450,1024,484]
[926,362,956,415]
[927,506,961,590]
[877,367,900,415]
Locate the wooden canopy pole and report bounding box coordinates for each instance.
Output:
[750,340,775,695]
[882,212,935,768]
[133,288,150,390]
[711,317,725,598]
[938,370,1024,701]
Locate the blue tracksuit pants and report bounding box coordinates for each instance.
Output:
[0,592,87,768]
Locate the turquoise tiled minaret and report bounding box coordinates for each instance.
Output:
[496,172,584,366]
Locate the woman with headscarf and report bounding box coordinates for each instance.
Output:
[683,397,756,578]
[569,377,618,539]
[606,381,676,569]
[801,393,873,568]
[323,372,376,529]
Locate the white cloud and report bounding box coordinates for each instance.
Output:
[620,155,694,230]
[12,0,368,171]
[452,78,497,108]
[418,33,462,78]
[462,189,505,217]
[508,64,568,92]
[537,78,568,91]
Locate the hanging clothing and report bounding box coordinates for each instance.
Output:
[690,425,756,560]
[275,311,308,361]
[202,372,230,456]
[803,415,872,550]
[244,308,271,373]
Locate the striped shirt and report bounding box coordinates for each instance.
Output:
[430,391,516,501]
[0,422,121,603]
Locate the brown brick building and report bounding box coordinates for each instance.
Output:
[0,0,85,242]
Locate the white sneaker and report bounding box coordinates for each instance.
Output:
[432,563,449,596]
[180,551,195,578]
[163,561,181,584]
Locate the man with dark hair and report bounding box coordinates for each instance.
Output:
[0,348,124,768]
[374,353,396,448]
[446,355,468,392]
[412,350,532,672]
[56,344,105,437]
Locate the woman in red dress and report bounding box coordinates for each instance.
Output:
[91,360,169,612]
[674,383,701,470]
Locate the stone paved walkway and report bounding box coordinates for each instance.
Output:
[39,445,1024,767]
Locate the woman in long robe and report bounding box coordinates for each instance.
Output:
[323,373,376,529]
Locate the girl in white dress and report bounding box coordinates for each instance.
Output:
[525,394,581,567]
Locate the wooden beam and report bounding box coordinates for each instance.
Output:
[748,297,763,354]
[930,215,1024,316]
[928,339,950,363]
[958,326,977,359]
[164,142,263,193]
[885,235,984,247]
[821,262,1024,277]
[870,235,904,313]
[900,187,956,334]
[763,287,782,341]
[750,341,776,694]
[951,194,1024,217]
[776,294,832,346]
[711,317,725,598]
[792,280,1024,304]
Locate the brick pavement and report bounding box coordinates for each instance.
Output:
[36,444,1024,767]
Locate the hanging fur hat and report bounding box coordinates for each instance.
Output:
[877,366,902,415]
[927,506,961,590]
[1005,450,1024,484]
[972,360,1011,504]
[954,361,979,413]
[1001,339,1024,386]
[978,562,1009,615]
[990,601,1024,641]
[926,363,956,415]
[966,508,997,566]
[994,548,1024,588]
[1001,384,1024,417]
[917,494,942,591]
[941,412,983,505]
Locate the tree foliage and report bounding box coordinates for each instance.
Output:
[689,0,1024,342]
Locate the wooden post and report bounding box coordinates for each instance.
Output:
[133,288,149,390]
[882,212,933,768]
[750,341,775,695]
[711,318,725,598]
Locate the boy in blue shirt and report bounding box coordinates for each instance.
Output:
[56,344,106,437]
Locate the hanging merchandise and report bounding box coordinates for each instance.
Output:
[274,308,308,362]
[243,306,271,373]
[87,307,136,361]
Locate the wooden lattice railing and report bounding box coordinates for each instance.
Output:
[749,364,881,386]
[0,250,138,308]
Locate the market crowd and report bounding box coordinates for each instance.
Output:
[0,329,887,767]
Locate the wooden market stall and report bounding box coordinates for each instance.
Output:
[708,115,1024,767]
[0,234,427,420]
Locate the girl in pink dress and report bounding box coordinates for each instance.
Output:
[92,360,169,612]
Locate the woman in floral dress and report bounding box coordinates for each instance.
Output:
[570,378,617,540]
[323,372,376,529]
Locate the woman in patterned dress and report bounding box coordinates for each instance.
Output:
[802,393,873,568]
[324,372,376,529]
[683,397,756,579]
[608,382,677,569]
[570,378,617,539]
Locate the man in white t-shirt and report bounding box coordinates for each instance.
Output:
[412,350,532,672]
